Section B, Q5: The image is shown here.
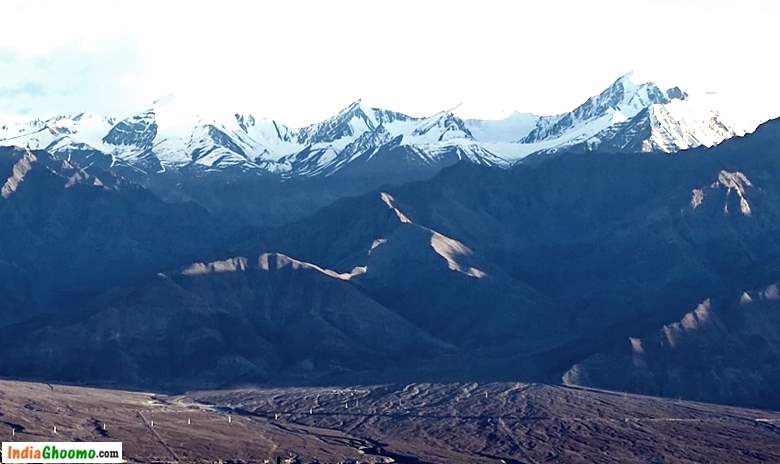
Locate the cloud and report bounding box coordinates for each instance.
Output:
[0,41,146,118]
[0,81,45,97]
[0,48,16,64]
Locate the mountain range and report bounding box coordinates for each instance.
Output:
[2,74,780,410]
[0,73,757,225]
[2,73,753,172]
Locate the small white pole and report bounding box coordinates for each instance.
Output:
[274,413,279,420]
[53,426,57,434]
[150,420,154,428]
[309,408,313,415]
[102,423,107,431]
[485,391,488,399]
[187,418,191,425]
[11,428,15,438]
[228,416,232,424]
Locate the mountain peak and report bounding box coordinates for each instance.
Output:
[608,72,687,101]
[613,70,637,87]
[597,72,688,109]
[521,73,691,144]
[598,74,682,110]
[294,100,376,145]
[338,99,366,116]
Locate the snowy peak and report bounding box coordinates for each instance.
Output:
[576,72,687,119]
[522,73,688,144]
[234,113,293,143]
[515,73,752,159]
[0,73,763,179]
[409,111,474,142]
[97,97,303,171]
[643,102,739,152]
[545,93,748,155]
[294,99,412,145]
[341,124,396,158]
[266,102,498,177]
[103,109,157,148]
[275,125,396,178]
[295,100,377,144]
[232,114,298,160]
[0,113,115,155]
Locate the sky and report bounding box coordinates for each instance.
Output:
[1,0,779,126]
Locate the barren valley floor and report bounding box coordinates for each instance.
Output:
[1,380,779,463]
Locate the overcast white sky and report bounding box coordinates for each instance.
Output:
[1,0,778,126]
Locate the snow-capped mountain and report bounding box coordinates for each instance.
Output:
[293,99,412,145]
[0,73,761,181]
[555,98,742,154]
[0,113,115,153]
[522,72,687,144]
[98,96,285,173]
[519,73,752,158]
[270,100,515,177]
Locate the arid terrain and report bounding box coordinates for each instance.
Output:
[1,379,780,463]
[3,3,780,464]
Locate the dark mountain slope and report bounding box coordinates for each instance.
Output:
[265,189,564,354]
[0,146,238,323]
[0,253,449,389]
[3,119,780,401]
[564,281,780,409]
[255,118,780,405]
[388,124,780,325]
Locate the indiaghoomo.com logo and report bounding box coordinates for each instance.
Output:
[1,442,122,464]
